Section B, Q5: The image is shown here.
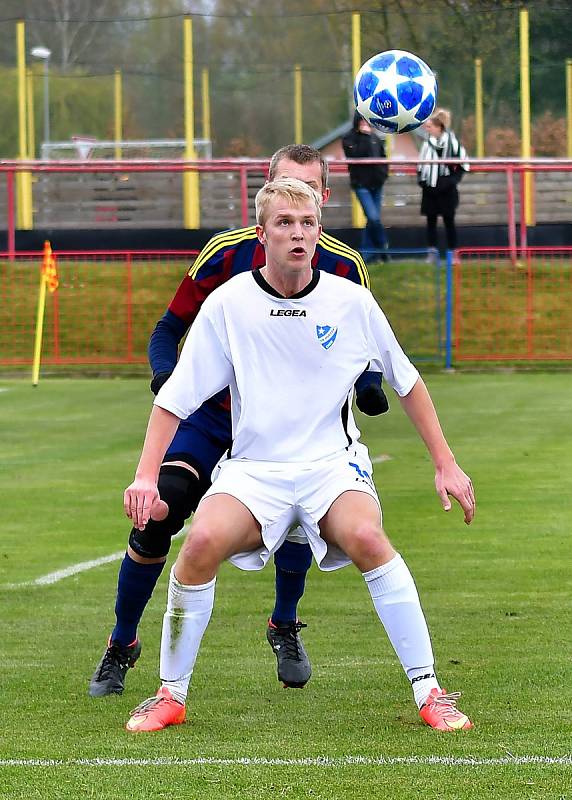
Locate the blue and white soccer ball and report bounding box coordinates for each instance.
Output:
[354,50,437,134]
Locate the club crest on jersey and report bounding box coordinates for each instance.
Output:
[316,325,338,350]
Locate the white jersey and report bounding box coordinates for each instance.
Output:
[155,269,419,463]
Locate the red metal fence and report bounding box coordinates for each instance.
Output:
[454,247,572,361]
[0,251,197,366]
[2,246,572,369]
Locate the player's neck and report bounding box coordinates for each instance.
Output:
[260,264,313,298]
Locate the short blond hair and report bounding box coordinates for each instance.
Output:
[255,178,322,226]
[430,108,451,131]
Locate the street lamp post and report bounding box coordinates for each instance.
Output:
[30,46,51,148]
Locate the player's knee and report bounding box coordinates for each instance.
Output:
[128,465,206,559]
[129,522,173,560]
[179,519,224,573]
[158,464,206,521]
[274,540,312,573]
[345,521,391,564]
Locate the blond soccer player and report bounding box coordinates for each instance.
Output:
[123,178,475,734]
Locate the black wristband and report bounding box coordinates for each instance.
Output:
[355,384,390,416]
[150,371,172,395]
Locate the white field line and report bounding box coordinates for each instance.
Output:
[1,755,571,768]
[2,529,187,590]
[2,552,125,589]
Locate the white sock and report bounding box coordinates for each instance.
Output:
[159,566,216,704]
[363,553,440,709]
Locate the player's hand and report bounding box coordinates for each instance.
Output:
[124,478,166,530]
[435,461,475,525]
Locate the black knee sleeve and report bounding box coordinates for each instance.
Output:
[129,465,207,559]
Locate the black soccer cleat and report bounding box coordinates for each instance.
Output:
[266,620,311,688]
[88,638,142,697]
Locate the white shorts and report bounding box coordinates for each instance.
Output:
[204,444,381,572]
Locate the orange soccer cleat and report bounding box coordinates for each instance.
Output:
[419,688,473,732]
[125,686,186,733]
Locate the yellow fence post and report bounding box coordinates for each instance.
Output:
[27,68,35,159]
[16,21,33,230]
[474,58,484,157]
[294,64,303,144]
[351,12,366,229]
[114,69,123,160]
[201,67,211,142]
[519,8,535,226]
[566,59,572,159]
[183,16,200,229]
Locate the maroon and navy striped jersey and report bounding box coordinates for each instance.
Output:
[149,225,369,377]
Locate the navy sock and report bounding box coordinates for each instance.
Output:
[271,541,312,624]
[111,553,165,646]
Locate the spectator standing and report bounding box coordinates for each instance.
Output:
[342,111,390,264]
[417,108,469,262]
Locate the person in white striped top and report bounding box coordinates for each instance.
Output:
[417,108,469,262]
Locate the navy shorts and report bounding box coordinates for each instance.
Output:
[164,414,231,484]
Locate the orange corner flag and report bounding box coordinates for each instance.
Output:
[42,240,59,293]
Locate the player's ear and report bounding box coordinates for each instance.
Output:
[256,224,266,244]
[321,187,331,205]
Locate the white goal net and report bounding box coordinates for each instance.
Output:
[40,138,212,160]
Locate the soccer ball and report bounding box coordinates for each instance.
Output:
[354,50,437,134]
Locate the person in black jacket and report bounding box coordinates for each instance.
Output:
[342,111,389,263]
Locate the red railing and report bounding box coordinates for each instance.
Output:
[2,157,571,258]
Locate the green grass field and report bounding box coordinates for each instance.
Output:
[1,374,571,799]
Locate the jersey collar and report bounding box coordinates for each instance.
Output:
[252,267,320,299]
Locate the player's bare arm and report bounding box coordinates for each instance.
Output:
[124,405,181,531]
[399,377,475,525]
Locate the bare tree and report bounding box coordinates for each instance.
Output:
[1,0,129,71]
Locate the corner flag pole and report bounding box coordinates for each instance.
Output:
[32,240,58,386]
[32,267,47,386]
